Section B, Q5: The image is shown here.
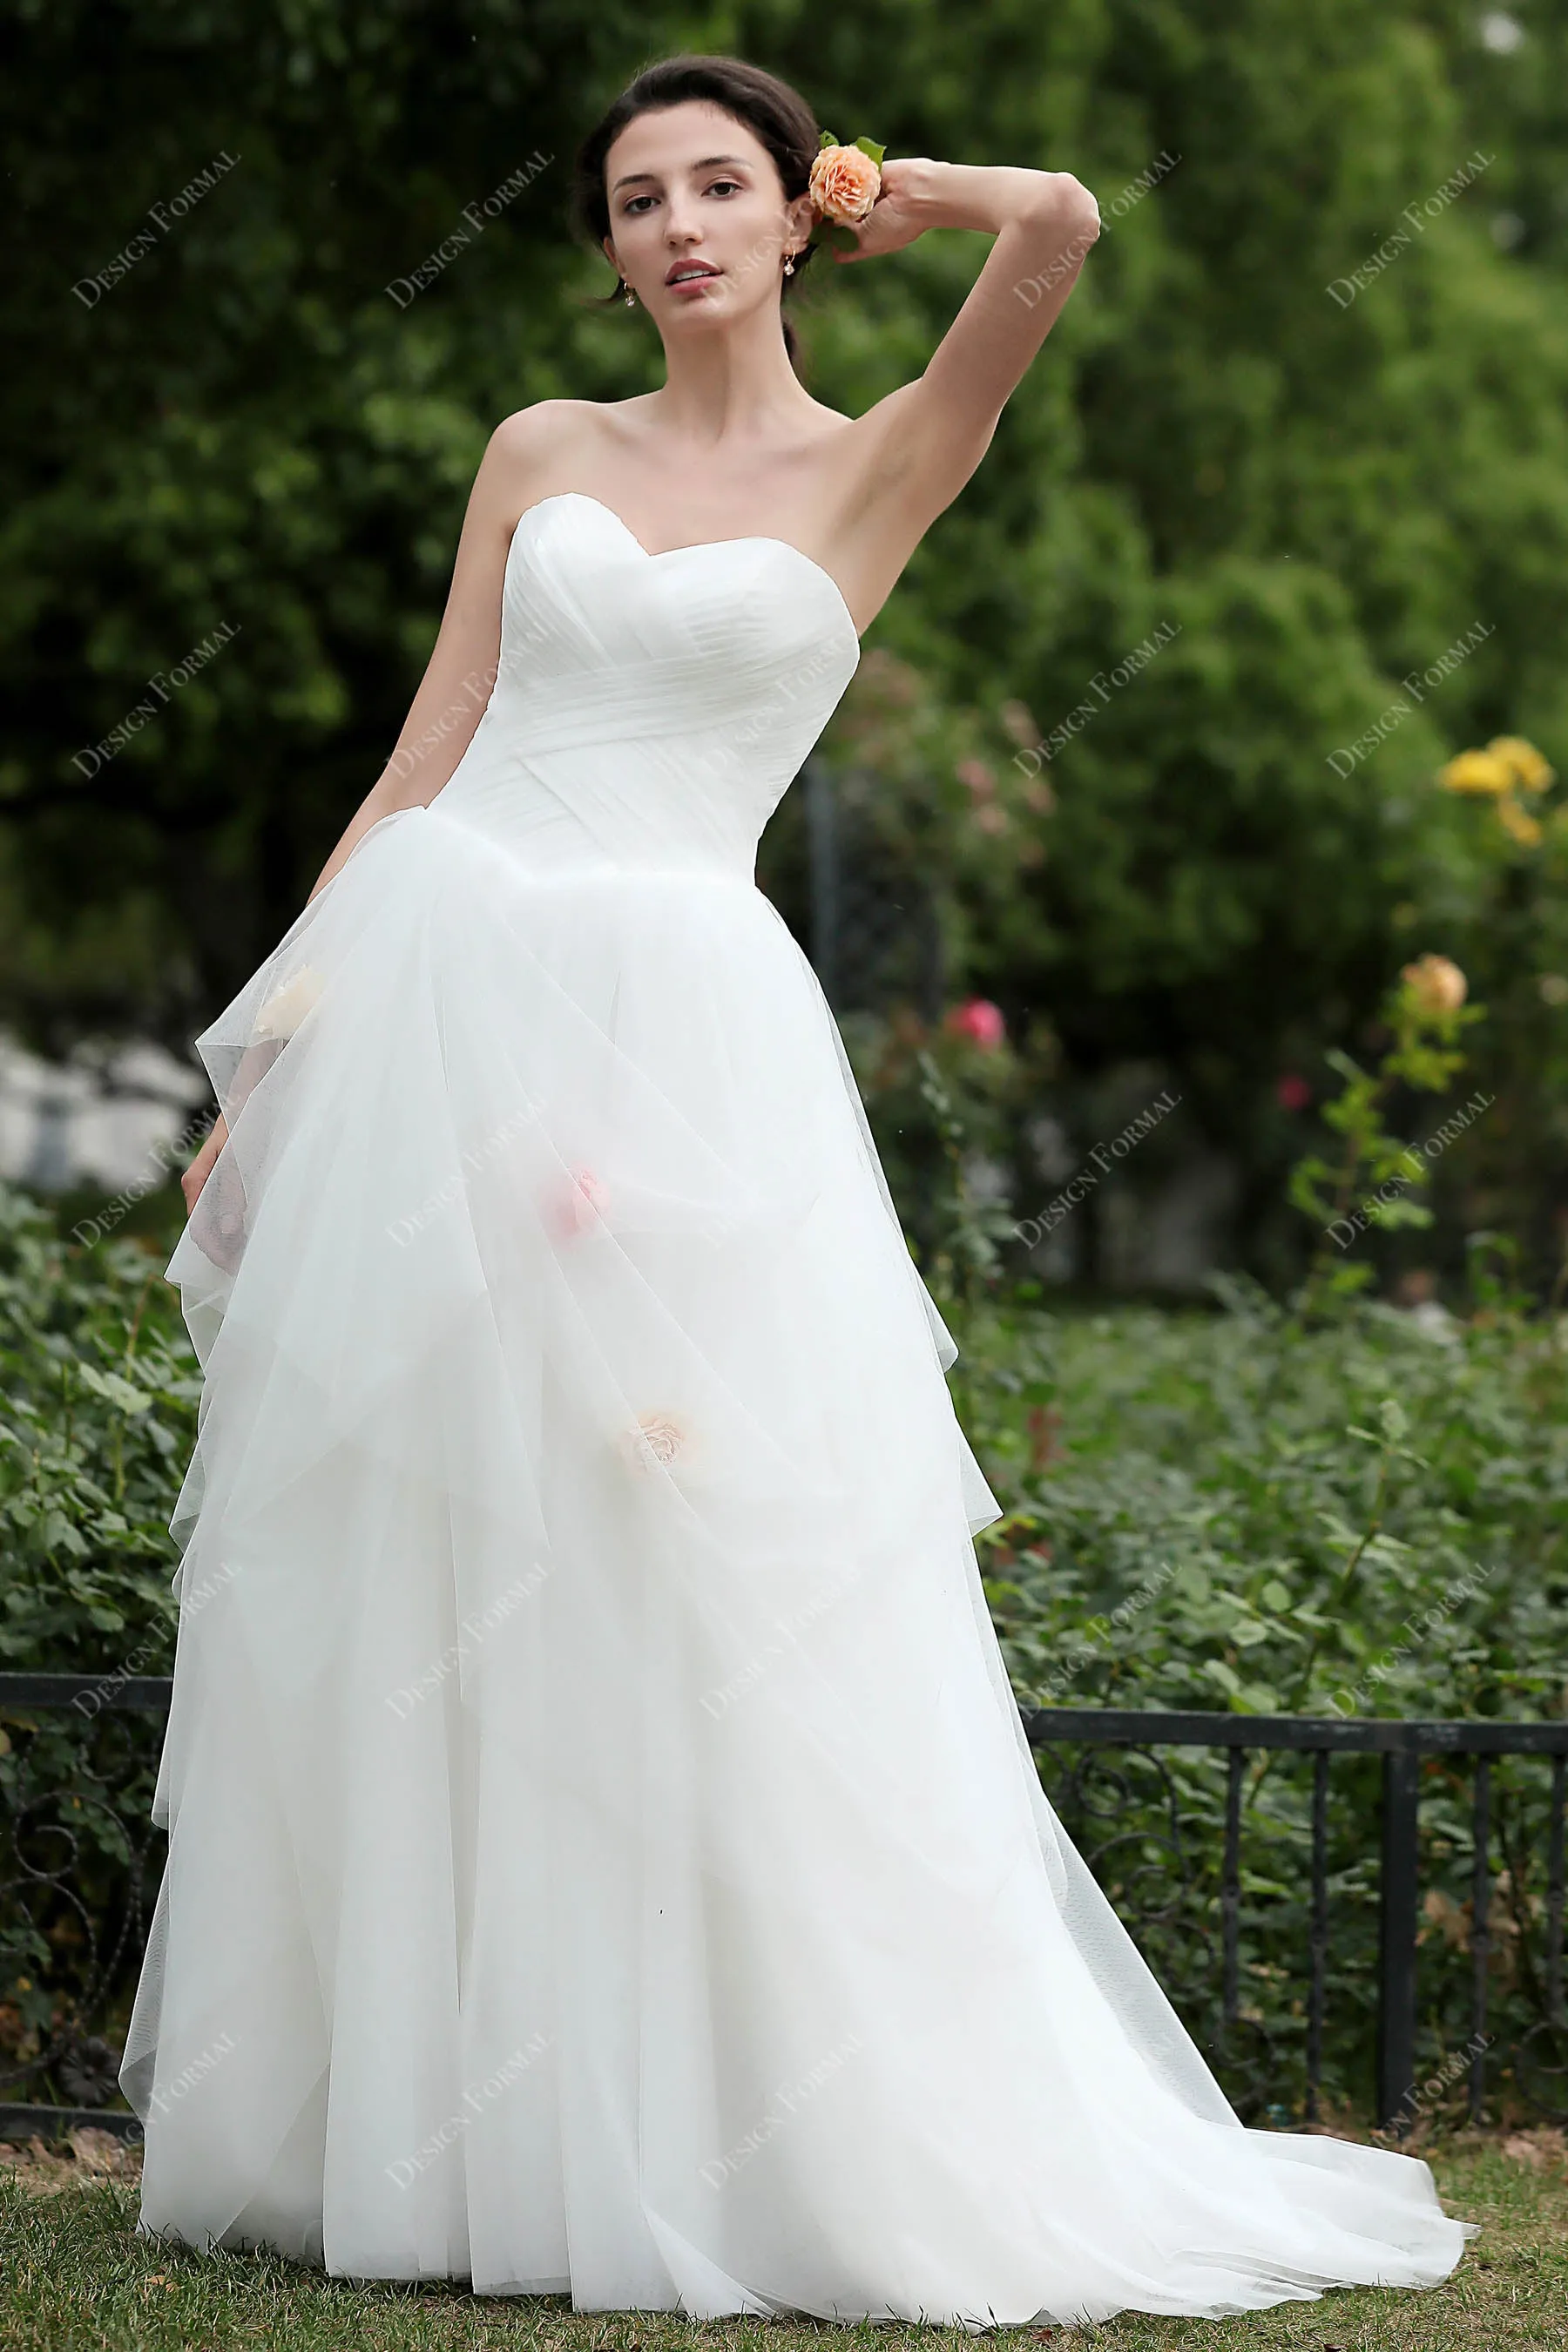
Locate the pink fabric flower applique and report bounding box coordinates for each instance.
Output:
[548,1165,610,1240]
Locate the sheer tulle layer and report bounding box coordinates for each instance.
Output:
[121,797,1473,2323]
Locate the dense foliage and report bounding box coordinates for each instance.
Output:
[0,1189,197,1678]
[952,1281,1568,1727]
[6,0,1568,1265]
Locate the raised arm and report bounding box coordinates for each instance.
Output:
[842,159,1102,559]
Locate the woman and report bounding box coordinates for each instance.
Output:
[120,51,1474,2326]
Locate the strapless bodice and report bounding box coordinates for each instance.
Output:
[431,492,862,879]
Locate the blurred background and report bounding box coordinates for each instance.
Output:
[6,0,1568,1299]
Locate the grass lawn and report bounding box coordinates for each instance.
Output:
[2,2127,1565,2351]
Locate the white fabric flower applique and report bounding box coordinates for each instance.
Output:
[252,963,325,1044]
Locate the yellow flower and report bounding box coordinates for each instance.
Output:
[1438,750,1511,796]
[1401,954,1467,1016]
[1497,793,1544,848]
[1486,735,1556,795]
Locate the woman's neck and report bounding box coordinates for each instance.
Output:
[645,309,824,449]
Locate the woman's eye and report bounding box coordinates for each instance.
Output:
[620,177,743,215]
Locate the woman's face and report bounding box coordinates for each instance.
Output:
[601,99,814,332]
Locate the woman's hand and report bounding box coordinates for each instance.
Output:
[830,158,936,261]
[182,1112,229,1215]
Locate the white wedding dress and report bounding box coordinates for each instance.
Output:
[120,490,1473,2322]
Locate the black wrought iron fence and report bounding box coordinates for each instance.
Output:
[1,1672,168,2143]
[1024,1707,1568,2132]
[3,1675,1566,2144]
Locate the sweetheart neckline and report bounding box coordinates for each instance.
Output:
[507,491,863,657]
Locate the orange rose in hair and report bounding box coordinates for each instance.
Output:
[809,142,882,226]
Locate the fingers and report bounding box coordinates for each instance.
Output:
[181,1140,218,1213]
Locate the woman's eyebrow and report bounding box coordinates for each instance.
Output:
[610,153,753,194]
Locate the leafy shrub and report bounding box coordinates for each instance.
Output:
[947,1278,1568,2120]
[0,1183,195,1676]
[0,1179,198,2101]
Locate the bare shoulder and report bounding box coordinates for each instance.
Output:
[483,399,605,515]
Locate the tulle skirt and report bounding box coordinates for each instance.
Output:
[120,797,1474,2322]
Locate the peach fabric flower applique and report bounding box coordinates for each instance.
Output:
[620,1410,689,1475]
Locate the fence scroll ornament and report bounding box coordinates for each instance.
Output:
[0,1677,168,2138]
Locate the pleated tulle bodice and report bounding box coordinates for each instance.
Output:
[434,492,862,877]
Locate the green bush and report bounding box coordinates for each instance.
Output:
[950,1283,1568,1724]
[943,1277,1568,2121]
[0,1181,196,2098]
[0,1184,195,1678]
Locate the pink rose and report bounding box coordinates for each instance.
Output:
[808,145,881,226]
[945,997,1007,1050]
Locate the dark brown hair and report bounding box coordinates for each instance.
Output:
[570,53,821,368]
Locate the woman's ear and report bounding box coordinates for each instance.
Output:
[601,233,620,276]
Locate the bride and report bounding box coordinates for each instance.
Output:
[119,50,1474,2325]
